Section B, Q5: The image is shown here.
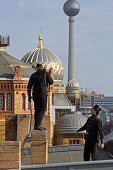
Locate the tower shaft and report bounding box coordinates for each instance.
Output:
[68,16,75,82]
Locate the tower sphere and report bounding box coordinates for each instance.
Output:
[63,0,80,16]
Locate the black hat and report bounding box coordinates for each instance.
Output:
[93,105,101,113]
[35,63,43,68]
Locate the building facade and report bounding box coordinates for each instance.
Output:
[0,35,54,145]
[83,96,113,110]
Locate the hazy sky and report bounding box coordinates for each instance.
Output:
[0,0,113,96]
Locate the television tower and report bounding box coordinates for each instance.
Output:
[63,0,80,82]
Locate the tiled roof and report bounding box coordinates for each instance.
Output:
[53,93,72,106]
[0,52,35,78]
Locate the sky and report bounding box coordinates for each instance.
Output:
[0,0,113,96]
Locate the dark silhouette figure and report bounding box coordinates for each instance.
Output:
[77,105,104,161]
[27,64,53,130]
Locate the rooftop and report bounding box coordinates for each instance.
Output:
[52,93,72,106]
[0,52,35,79]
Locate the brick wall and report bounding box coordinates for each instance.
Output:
[42,115,54,146]
[5,114,17,141]
[31,130,48,165]
[0,141,21,169]
[0,120,5,141]
[5,114,54,147]
[17,114,32,142]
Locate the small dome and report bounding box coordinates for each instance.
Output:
[63,0,80,17]
[66,75,79,94]
[55,111,87,133]
[21,35,64,84]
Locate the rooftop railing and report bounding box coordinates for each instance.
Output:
[21,160,113,170]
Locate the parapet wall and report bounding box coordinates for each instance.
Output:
[5,114,54,147]
[21,160,113,170]
[0,141,21,169]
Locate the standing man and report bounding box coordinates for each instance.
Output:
[27,63,53,130]
[77,105,104,161]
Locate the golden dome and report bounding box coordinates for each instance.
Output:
[66,75,79,94]
[21,35,64,84]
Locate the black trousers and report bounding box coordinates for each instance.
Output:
[33,94,47,129]
[84,140,98,161]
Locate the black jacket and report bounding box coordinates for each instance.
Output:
[78,115,104,144]
[27,69,53,98]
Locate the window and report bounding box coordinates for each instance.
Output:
[7,93,12,110]
[69,140,72,144]
[77,140,79,144]
[21,93,25,110]
[73,140,75,144]
[26,95,29,110]
[0,93,4,110]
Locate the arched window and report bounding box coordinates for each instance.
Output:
[73,140,75,144]
[69,140,72,144]
[21,93,25,110]
[7,93,12,110]
[26,95,29,110]
[0,93,4,110]
[77,140,79,144]
[26,95,34,110]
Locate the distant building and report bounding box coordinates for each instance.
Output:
[52,93,75,124]
[100,109,107,125]
[84,96,113,110]
[66,75,80,111]
[80,106,92,117]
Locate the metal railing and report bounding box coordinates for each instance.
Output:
[21,99,33,150]
[104,132,113,145]
[21,159,113,170]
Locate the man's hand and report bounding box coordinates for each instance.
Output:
[101,144,104,149]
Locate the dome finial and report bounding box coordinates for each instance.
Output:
[38,29,43,48]
[72,74,74,81]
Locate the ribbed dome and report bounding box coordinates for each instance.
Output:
[66,75,79,94]
[55,111,87,133]
[21,35,64,84]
